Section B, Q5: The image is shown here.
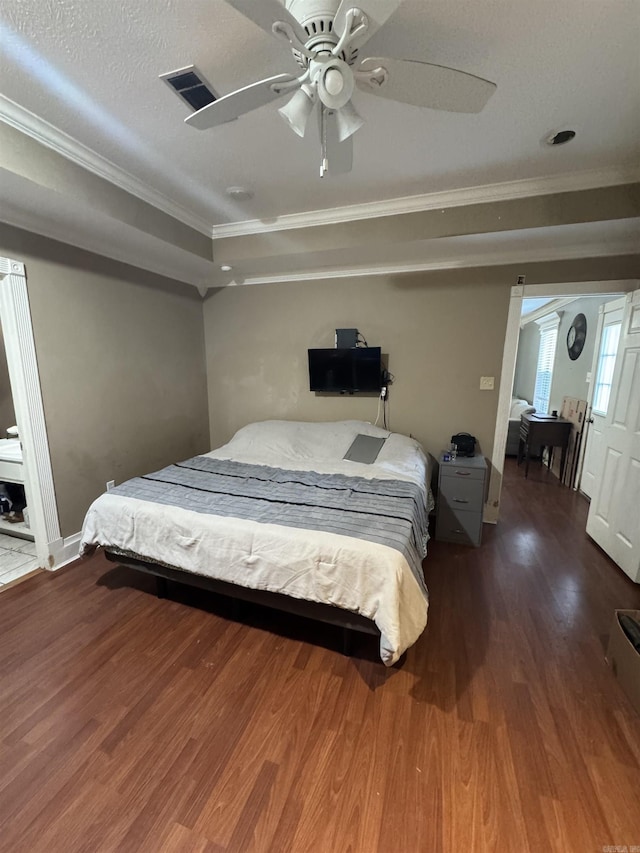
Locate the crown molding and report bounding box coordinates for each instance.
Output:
[521,297,577,327]
[0,95,212,237]
[221,242,639,288]
[0,205,211,290]
[4,92,638,248]
[535,310,563,329]
[211,166,640,239]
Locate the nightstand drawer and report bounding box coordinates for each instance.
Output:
[438,475,485,507]
[436,504,483,547]
[439,462,485,481]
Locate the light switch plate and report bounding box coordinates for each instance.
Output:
[480,376,495,390]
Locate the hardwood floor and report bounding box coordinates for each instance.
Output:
[1,457,639,852]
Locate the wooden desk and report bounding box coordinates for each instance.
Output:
[517,414,572,480]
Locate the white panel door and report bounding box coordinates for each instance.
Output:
[580,298,625,499]
[586,290,640,582]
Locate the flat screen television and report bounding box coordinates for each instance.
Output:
[308,347,382,393]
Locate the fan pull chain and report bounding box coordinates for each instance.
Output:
[320,106,328,177]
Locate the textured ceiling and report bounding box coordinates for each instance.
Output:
[2,0,639,226]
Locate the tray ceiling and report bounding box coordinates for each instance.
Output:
[1,0,639,226]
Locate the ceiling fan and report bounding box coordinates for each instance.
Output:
[171,0,497,177]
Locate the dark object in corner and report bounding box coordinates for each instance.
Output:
[619,614,640,652]
[451,433,476,457]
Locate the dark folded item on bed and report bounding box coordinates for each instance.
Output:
[343,434,387,464]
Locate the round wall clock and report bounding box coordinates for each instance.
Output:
[567,313,587,360]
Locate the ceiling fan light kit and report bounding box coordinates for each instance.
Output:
[170,0,497,176]
[278,85,317,137]
[334,101,364,142]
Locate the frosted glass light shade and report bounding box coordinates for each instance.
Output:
[278,89,316,137]
[335,101,364,141]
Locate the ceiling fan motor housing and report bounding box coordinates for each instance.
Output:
[285,0,359,66]
[286,0,341,25]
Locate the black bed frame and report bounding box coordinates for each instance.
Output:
[104,551,379,656]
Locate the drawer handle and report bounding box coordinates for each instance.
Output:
[453,529,464,534]
[453,498,469,504]
[455,471,471,476]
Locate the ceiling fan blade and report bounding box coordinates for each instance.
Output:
[225,0,308,45]
[357,58,496,113]
[320,109,353,175]
[185,74,298,129]
[334,0,404,51]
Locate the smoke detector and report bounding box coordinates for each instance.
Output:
[225,186,253,200]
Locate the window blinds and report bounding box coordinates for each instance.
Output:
[533,325,558,414]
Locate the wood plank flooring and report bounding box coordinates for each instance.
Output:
[1,457,639,852]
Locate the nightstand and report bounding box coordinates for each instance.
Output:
[436,453,487,546]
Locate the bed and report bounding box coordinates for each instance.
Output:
[80,420,432,665]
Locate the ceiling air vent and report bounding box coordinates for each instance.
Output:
[160,66,219,112]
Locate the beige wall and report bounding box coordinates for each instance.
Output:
[0,224,210,538]
[203,274,512,472]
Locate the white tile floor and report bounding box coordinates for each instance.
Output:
[0,533,39,587]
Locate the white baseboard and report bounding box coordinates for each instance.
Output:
[483,505,499,525]
[47,531,82,570]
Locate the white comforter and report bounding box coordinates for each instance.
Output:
[80,420,430,665]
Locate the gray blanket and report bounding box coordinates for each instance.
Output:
[112,457,429,596]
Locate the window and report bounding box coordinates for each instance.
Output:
[592,321,621,415]
[533,314,560,414]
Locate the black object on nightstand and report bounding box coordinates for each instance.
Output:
[436,453,487,546]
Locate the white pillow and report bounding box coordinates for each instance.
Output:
[510,399,535,419]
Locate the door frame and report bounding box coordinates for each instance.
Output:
[0,255,65,568]
[487,278,639,524]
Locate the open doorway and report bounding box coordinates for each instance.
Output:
[0,256,64,589]
[487,279,639,525]
[0,323,39,585]
[507,292,626,492]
